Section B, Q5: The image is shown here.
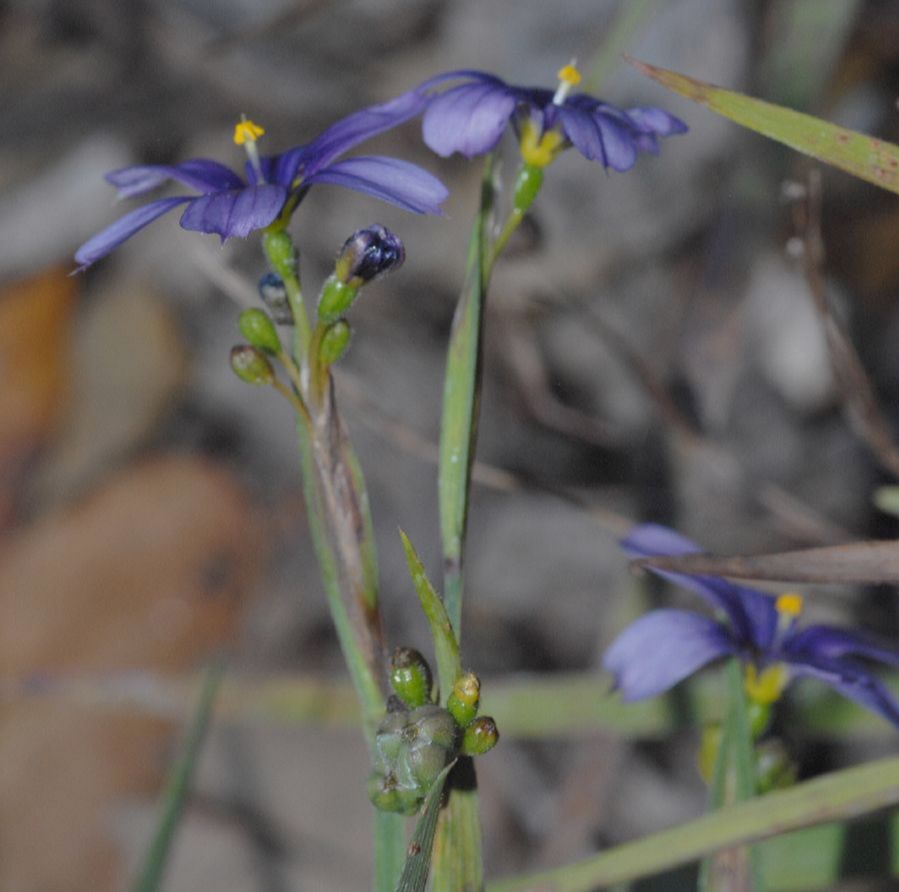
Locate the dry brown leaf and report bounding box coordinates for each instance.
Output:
[0,454,264,891]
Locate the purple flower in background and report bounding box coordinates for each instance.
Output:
[74,92,447,270]
[603,524,899,727]
[418,63,687,171]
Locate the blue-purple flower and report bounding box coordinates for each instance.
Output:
[74,91,447,270]
[418,64,687,171]
[603,524,899,727]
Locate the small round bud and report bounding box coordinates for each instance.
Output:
[238,308,281,354]
[262,230,298,282]
[513,163,544,213]
[317,276,358,324]
[258,273,293,325]
[390,647,433,709]
[447,672,480,728]
[230,345,274,386]
[318,320,351,364]
[461,716,498,756]
[334,224,405,287]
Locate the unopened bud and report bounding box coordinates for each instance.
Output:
[334,224,405,287]
[238,308,281,354]
[513,163,544,213]
[317,276,358,324]
[230,345,274,386]
[461,716,498,756]
[262,230,298,282]
[258,273,293,325]
[755,739,797,793]
[390,647,433,709]
[319,319,351,364]
[447,672,480,728]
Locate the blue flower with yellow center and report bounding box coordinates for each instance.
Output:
[603,524,899,727]
[74,92,447,270]
[418,63,687,171]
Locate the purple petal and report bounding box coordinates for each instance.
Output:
[787,658,899,728]
[783,625,899,669]
[305,156,448,215]
[620,524,778,651]
[178,184,287,239]
[422,82,518,158]
[558,105,639,171]
[106,159,245,198]
[626,106,689,137]
[603,608,736,701]
[73,196,192,270]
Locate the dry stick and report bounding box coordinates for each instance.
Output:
[796,168,899,480]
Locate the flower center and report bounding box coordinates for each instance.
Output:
[234,115,266,182]
[552,60,581,105]
[744,662,790,705]
[519,119,566,168]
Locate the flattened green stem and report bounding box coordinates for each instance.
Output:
[374,810,406,892]
[132,663,223,892]
[488,753,899,892]
[262,228,311,363]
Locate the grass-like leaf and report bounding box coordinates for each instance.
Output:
[629,57,899,195]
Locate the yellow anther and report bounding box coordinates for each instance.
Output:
[519,119,566,168]
[234,118,265,146]
[744,663,789,706]
[776,592,804,617]
[557,63,582,87]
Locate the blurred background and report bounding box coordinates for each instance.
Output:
[4,0,899,889]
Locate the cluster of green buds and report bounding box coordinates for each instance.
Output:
[368,647,499,815]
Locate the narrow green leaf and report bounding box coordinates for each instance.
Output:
[430,768,484,892]
[488,753,899,892]
[399,529,462,697]
[396,761,455,892]
[438,157,496,636]
[629,57,899,195]
[375,810,407,892]
[132,663,222,892]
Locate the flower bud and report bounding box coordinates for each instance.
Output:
[230,345,274,386]
[334,224,405,287]
[257,273,293,325]
[317,276,358,324]
[318,320,351,364]
[513,163,544,213]
[755,739,797,793]
[238,308,281,354]
[390,647,433,709]
[262,230,298,282]
[447,672,480,728]
[747,700,772,740]
[461,716,498,756]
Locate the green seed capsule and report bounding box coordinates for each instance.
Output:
[447,672,480,728]
[367,771,421,816]
[229,345,274,386]
[262,230,298,281]
[461,716,498,756]
[319,320,351,365]
[513,163,544,213]
[317,275,358,323]
[238,308,281,354]
[410,704,458,750]
[747,700,772,739]
[389,647,433,709]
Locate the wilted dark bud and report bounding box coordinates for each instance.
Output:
[390,647,433,709]
[461,716,498,756]
[447,672,480,728]
[755,739,797,794]
[318,320,351,365]
[262,230,298,282]
[230,345,274,386]
[238,308,281,354]
[257,273,293,325]
[334,224,405,287]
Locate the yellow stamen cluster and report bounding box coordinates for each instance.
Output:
[775,592,804,617]
[744,663,789,706]
[234,118,265,146]
[557,63,582,87]
[519,119,566,168]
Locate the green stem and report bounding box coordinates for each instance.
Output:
[131,663,223,892]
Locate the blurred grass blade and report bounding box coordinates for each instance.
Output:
[399,529,462,696]
[638,539,899,584]
[396,761,455,892]
[584,0,660,93]
[629,57,899,195]
[488,752,899,892]
[438,157,495,636]
[132,663,223,892]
